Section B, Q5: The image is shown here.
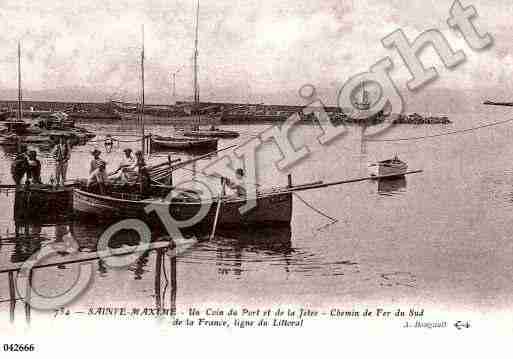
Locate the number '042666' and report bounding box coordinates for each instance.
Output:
[3,344,35,352]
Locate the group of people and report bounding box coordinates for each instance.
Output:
[86,147,150,194]
[11,136,71,186]
[11,144,42,185]
[10,136,247,199]
[9,134,149,192]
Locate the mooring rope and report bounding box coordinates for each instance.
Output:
[293,192,338,228]
[366,118,513,142]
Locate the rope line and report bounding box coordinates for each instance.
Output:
[365,118,513,142]
[293,192,338,227]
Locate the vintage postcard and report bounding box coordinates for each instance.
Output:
[0,0,510,356]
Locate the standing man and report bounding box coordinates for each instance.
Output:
[26,150,42,184]
[134,150,151,195]
[53,136,71,186]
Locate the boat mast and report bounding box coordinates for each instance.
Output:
[140,25,146,154]
[17,41,22,122]
[193,0,200,124]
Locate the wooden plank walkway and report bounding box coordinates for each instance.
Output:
[0,241,174,274]
[0,240,182,324]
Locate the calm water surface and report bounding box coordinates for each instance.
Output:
[1,106,513,321]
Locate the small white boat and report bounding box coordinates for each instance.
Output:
[370,156,408,178]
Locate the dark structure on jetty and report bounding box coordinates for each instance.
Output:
[0,100,119,120]
[1,100,450,125]
[393,113,451,124]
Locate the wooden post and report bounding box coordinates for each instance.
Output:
[154,249,163,310]
[24,269,33,324]
[8,271,15,323]
[167,155,173,186]
[169,246,177,315]
[210,178,225,241]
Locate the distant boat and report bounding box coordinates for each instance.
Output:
[36,111,75,129]
[151,134,218,150]
[1,121,31,133]
[370,156,408,178]
[180,127,239,139]
[344,81,388,124]
[4,42,30,130]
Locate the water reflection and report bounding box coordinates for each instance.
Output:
[154,248,177,315]
[377,177,407,196]
[14,188,74,224]
[178,226,293,278]
[3,218,178,323]
[9,222,49,263]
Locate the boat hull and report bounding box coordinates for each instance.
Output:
[181,130,239,138]
[73,189,292,228]
[370,162,408,178]
[151,137,218,150]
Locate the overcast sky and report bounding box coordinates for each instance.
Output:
[0,0,511,105]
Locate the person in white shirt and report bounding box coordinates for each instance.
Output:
[109,148,136,184]
[224,168,246,197]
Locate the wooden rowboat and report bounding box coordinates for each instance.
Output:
[180,128,239,139]
[73,186,292,228]
[370,156,408,178]
[151,135,218,150]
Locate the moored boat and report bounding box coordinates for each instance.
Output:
[151,134,218,150]
[370,156,408,178]
[181,128,239,138]
[73,185,292,228]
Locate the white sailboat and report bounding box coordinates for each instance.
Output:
[147,0,220,150]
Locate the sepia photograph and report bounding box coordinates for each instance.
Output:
[0,0,510,356]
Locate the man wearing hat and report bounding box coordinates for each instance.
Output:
[87,149,107,193]
[52,136,70,186]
